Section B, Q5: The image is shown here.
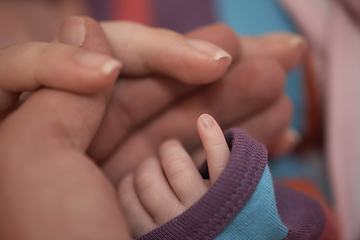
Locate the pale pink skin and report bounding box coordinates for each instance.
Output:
[118,114,230,238]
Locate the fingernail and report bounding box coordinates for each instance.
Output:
[288,36,306,48]
[186,38,232,60]
[285,128,301,145]
[200,114,214,128]
[102,60,122,75]
[74,51,122,75]
[272,128,301,156]
[59,16,86,47]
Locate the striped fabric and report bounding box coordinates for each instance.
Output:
[279,1,360,239]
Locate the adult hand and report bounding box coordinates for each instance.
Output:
[0,16,306,239]
[90,22,306,183]
[0,16,130,240]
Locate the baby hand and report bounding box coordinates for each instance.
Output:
[118,114,230,238]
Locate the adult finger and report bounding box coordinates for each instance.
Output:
[186,24,307,71]
[57,15,121,101]
[160,139,208,207]
[241,33,307,71]
[185,23,241,63]
[101,21,233,84]
[0,43,120,117]
[58,16,112,56]
[41,15,120,151]
[0,43,120,94]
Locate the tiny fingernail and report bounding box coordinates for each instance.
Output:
[59,16,86,47]
[289,36,306,48]
[186,38,232,60]
[74,51,122,75]
[200,114,214,128]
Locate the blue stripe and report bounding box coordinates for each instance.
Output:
[212,0,296,35]
[215,166,288,240]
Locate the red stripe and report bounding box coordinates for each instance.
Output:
[110,0,154,26]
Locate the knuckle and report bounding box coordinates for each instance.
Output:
[166,157,188,177]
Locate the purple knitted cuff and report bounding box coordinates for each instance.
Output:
[137,128,268,240]
[275,183,325,239]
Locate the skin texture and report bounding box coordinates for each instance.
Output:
[118,114,230,238]
[0,16,306,239]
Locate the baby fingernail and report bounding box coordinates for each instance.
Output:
[186,38,232,60]
[74,51,122,75]
[200,114,214,128]
[59,16,86,47]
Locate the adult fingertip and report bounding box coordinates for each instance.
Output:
[74,51,122,76]
[288,35,307,49]
[185,23,240,62]
[186,38,232,62]
[287,128,301,143]
[262,33,308,51]
[269,34,308,70]
[285,128,301,152]
[66,50,121,92]
[55,16,117,93]
[58,16,86,47]
[101,59,122,76]
[182,39,232,84]
[271,127,301,157]
[175,43,232,85]
[243,33,308,71]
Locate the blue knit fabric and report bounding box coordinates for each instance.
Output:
[215,165,288,239]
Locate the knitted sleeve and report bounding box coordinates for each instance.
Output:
[137,129,338,240]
